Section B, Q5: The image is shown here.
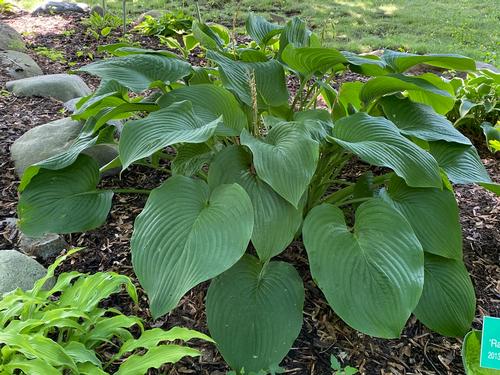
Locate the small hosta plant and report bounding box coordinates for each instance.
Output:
[0,249,213,374]
[447,69,500,152]
[15,13,500,374]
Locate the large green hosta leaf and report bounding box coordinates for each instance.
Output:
[382,50,476,73]
[18,155,113,236]
[207,51,289,108]
[329,113,442,188]
[380,176,462,259]
[406,73,456,115]
[157,84,247,136]
[240,123,319,207]
[428,142,491,184]
[119,101,220,170]
[246,13,282,46]
[360,74,451,104]
[206,255,304,373]
[281,45,347,77]
[380,96,471,145]
[131,176,253,318]
[79,54,192,92]
[302,199,424,338]
[413,254,475,337]
[208,145,302,261]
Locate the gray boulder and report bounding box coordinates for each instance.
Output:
[0,22,26,52]
[0,50,43,80]
[90,5,105,16]
[137,10,164,23]
[19,233,67,261]
[476,61,499,73]
[11,117,119,176]
[0,250,51,295]
[6,74,91,102]
[33,1,89,15]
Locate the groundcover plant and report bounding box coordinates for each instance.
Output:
[15,14,500,374]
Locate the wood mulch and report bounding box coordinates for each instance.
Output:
[1,11,499,375]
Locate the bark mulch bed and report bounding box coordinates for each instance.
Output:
[1,11,499,375]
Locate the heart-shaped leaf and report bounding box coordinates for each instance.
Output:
[241,123,319,207]
[360,74,451,104]
[380,96,471,145]
[380,176,462,259]
[158,84,247,136]
[428,142,491,184]
[206,255,304,373]
[80,54,192,92]
[119,101,220,170]
[329,113,442,188]
[209,145,302,261]
[207,51,289,108]
[131,176,253,318]
[281,45,347,77]
[302,199,424,338]
[413,253,475,337]
[18,155,113,237]
[381,50,476,73]
[246,13,282,46]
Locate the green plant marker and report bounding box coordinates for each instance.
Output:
[481,317,500,370]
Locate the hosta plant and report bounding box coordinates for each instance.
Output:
[447,69,500,152]
[15,14,500,374]
[0,249,213,374]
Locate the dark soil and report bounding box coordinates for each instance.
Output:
[1,12,499,375]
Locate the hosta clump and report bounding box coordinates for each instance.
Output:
[16,13,500,374]
[0,249,213,374]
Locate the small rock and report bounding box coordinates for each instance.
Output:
[90,5,105,16]
[476,61,499,73]
[0,22,26,52]
[11,117,119,177]
[0,250,52,295]
[6,73,91,102]
[63,97,82,113]
[19,233,67,261]
[0,50,43,80]
[137,10,164,23]
[33,1,89,15]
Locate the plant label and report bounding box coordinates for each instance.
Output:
[480,316,500,370]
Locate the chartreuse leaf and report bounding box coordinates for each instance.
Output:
[462,330,496,375]
[116,345,201,375]
[413,253,475,337]
[240,123,319,207]
[64,341,101,366]
[3,356,61,375]
[208,146,302,261]
[79,54,192,92]
[207,51,289,108]
[0,332,77,372]
[380,96,471,145]
[328,113,442,188]
[482,122,500,153]
[17,155,113,237]
[158,84,248,136]
[381,50,476,73]
[119,101,220,170]
[281,45,347,77]
[246,13,282,46]
[131,176,253,318]
[206,255,304,373]
[302,199,424,338]
[428,142,491,184]
[83,315,141,347]
[360,74,451,104]
[118,327,213,357]
[380,176,462,259]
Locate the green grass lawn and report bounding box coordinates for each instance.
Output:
[13,0,500,64]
